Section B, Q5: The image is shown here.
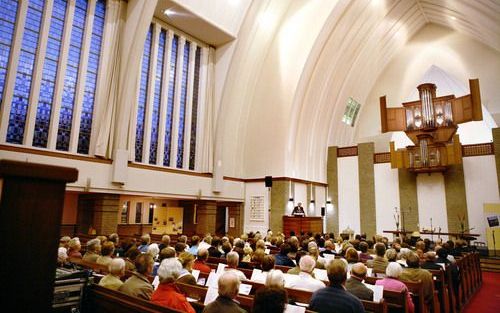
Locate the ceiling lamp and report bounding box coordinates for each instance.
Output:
[379,79,483,173]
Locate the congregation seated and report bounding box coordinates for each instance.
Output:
[123,246,140,271]
[152,258,195,313]
[385,248,397,263]
[83,238,101,263]
[193,248,212,273]
[275,243,296,267]
[158,234,170,251]
[208,236,223,258]
[368,242,388,273]
[175,242,187,255]
[67,237,82,259]
[287,255,325,292]
[261,254,276,272]
[375,262,415,313]
[250,248,265,268]
[203,272,247,313]
[98,258,125,290]
[108,233,121,256]
[253,287,287,313]
[225,251,247,282]
[400,252,434,305]
[320,240,336,257]
[309,259,365,313]
[287,250,308,275]
[177,252,197,285]
[345,262,374,301]
[96,241,115,267]
[358,241,372,262]
[147,243,160,262]
[119,253,154,300]
[421,251,443,270]
[188,235,200,256]
[154,246,176,276]
[137,234,151,253]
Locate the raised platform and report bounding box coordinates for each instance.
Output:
[479,256,500,273]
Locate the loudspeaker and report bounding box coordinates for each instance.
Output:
[265,176,273,188]
[321,207,325,217]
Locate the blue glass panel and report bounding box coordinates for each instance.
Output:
[163,34,178,166]
[56,0,87,151]
[176,41,190,168]
[0,0,17,107]
[77,0,105,154]
[33,0,67,147]
[135,25,152,162]
[149,29,166,164]
[189,47,201,170]
[6,0,43,144]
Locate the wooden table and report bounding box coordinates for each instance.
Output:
[283,216,322,235]
[383,230,480,243]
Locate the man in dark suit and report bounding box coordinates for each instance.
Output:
[345,262,374,301]
[292,202,306,216]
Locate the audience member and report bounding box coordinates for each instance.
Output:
[400,252,434,305]
[177,252,197,285]
[67,237,82,259]
[368,242,388,273]
[275,243,295,267]
[421,251,442,270]
[151,258,195,313]
[147,243,160,261]
[345,262,373,301]
[287,250,308,275]
[225,251,247,281]
[119,254,154,300]
[59,236,71,249]
[193,248,211,273]
[124,247,140,271]
[98,258,125,290]
[203,272,247,313]
[209,236,223,258]
[83,238,101,263]
[309,259,364,313]
[96,241,115,266]
[158,234,171,251]
[375,262,414,313]
[287,255,325,292]
[137,234,151,253]
[188,235,200,256]
[265,269,285,288]
[320,240,336,257]
[358,241,372,262]
[261,255,275,272]
[253,287,288,313]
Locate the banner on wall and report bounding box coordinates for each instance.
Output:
[250,196,265,222]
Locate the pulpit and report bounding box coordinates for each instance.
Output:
[283,216,322,236]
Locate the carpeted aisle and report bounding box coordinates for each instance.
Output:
[463,272,500,313]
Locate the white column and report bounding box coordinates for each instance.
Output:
[170,36,186,167]
[69,0,96,153]
[182,42,197,169]
[23,0,54,146]
[47,0,76,150]
[0,0,29,143]
[142,23,160,163]
[156,30,173,165]
[195,46,210,171]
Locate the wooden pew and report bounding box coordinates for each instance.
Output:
[430,269,450,313]
[365,276,409,313]
[83,284,183,313]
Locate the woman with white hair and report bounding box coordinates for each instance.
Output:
[83,238,101,263]
[57,247,68,266]
[147,243,160,261]
[151,258,195,313]
[67,237,82,259]
[265,269,285,288]
[98,258,125,290]
[375,262,414,313]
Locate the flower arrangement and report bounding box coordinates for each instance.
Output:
[458,213,466,232]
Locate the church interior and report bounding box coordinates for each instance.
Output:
[0,0,499,312]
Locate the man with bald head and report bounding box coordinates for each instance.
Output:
[345,262,374,301]
[310,259,364,313]
[287,255,325,292]
[202,272,247,313]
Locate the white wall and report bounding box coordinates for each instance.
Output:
[243,182,270,234]
[374,163,400,236]
[337,156,360,234]
[463,156,500,243]
[416,173,449,241]
[293,182,307,212]
[314,185,326,217]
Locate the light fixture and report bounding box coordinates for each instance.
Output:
[163,8,176,17]
[450,16,457,20]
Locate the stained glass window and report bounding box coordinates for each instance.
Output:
[189,47,201,170]
[56,0,87,151]
[149,29,166,164]
[135,25,152,162]
[176,41,190,168]
[0,0,18,107]
[7,0,44,144]
[163,34,178,166]
[342,97,361,127]
[77,0,105,154]
[33,0,67,148]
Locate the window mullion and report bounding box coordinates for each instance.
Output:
[23,0,54,146]
[47,0,76,150]
[0,0,29,143]
[157,31,173,164]
[142,23,160,163]
[182,42,197,169]
[170,36,185,166]
[69,0,95,153]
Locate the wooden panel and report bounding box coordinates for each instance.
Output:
[386,107,406,131]
[469,79,483,121]
[374,152,391,164]
[462,143,494,157]
[452,95,473,124]
[337,146,358,157]
[0,160,78,312]
[283,216,322,235]
[380,96,388,133]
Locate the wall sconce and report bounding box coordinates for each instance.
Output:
[309,200,315,212]
[287,198,294,212]
[326,200,333,212]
